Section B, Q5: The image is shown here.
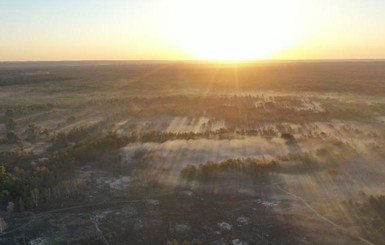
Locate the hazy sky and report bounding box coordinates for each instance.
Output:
[1,0,384,61]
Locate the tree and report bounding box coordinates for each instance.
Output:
[41,128,50,137]
[26,124,40,141]
[5,108,14,118]
[6,202,14,213]
[4,118,16,131]
[180,165,197,180]
[281,133,295,142]
[0,217,7,233]
[5,131,19,143]
[31,188,39,207]
[0,166,14,191]
[17,140,26,152]
[17,197,24,212]
[0,190,10,206]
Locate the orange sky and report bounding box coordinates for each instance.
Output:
[1,0,384,61]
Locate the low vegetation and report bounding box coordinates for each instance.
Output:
[0,61,384,244]
[181,158,279,182]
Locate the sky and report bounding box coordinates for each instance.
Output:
[0,0,385,61]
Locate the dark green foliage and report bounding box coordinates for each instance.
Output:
[5,131,19,143]
[49,124,100,150]
[181,158,278,182]
[343,194,385,244]
[0,73,73,86]
[368,195,385,220]
[4,117,16,130]
[1,104,54,119]
[25,124,40,141]
[281,133,295,142]
[50,132,68,150]
[0,151,34,167]
[66,116,76,124]
[0,166,13,206]
[0,162,59,210]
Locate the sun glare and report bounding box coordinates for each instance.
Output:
[171,0,300,61]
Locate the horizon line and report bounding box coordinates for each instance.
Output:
[1,58,385,63]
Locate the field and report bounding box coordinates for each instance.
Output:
[0,61,385,245]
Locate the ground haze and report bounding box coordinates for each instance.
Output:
[0,61,384,245]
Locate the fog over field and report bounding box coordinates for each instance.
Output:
[0,61,385,245]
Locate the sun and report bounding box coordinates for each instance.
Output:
[170,0,300,61]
